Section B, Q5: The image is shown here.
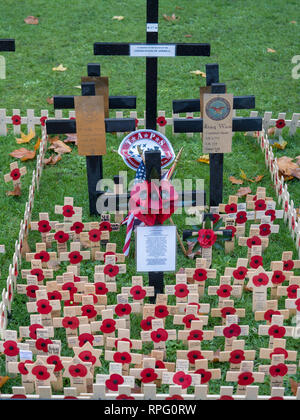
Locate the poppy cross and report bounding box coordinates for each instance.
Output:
[4,162,27,194]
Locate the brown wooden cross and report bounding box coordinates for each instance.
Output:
[106,293,142,330]
[258,314,295,347]
[238,226,269,260]
[26,243,58,270]
[208,276,243,302]
[105,327,143,353]
[140,317,177,356]
[210,299,246,325]
[104,339,143,376]
[258,353,297,390]
[59,242,91,269]
[129,357,168,390]
[213,315,249,352]
[55,197,83,223]
[96,362,136,394]
[95,242,125,264]
[25,358,57,393]
[246,266,274,312]
[30,212,59,246]
[121,275,155,303]
[21,259,54,285]
[223,258,249,286]
[219,339,256,372]
[225,360,265,395]
[184,258,217,296]
[259,337,298,363]
[62,356,93,394]
[4,161,27,194]
[94,255,126,282]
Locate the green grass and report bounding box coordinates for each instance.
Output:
[0,0,299,398]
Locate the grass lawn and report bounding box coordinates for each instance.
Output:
[0,0,299,398]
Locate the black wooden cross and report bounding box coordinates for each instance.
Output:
[173,63,262,207]
[0,39,15,79]
[46,65,136,215]
[93,0,210,130]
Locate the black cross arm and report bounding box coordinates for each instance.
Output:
[173,117,262,133]
[0,39,15,51]
[94,42,210,56]
[172,95,256,114]
[46,118,136,135]
[53,95,137,110]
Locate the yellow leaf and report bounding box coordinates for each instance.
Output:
[112,16,124,21]
[254,175,264,183]
[16,129,35,144]
[197,154,210,164]
[0,376,10,388]
[190,70,206,77]
[272,140,288,150]
[52,64,67,72]
[34,137,41,151]
[240,169,248,180]
[229,176,243,185]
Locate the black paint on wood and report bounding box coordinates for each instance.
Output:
[172,95,256,114]
[53,95,136,110]
[46,118,136,135]
[87,63,101,77]
[0,39,15,51]
[173,117,262,133]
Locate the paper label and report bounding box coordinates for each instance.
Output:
[130,44,176,57]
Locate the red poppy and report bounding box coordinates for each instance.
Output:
[36,299,52,315]
[198,229,217,248]
[115,303,132,317]
[100,318,116,334]
[255,199,266,211]
[78,333,94,347]
[47,355,64,372]
[212,213,220,224]
[104,264,119,278]
[88,293,98,304]
[113,351,132,365]
[223,324,241,339]
[38,220,52,233]
[269,396,284,401]
[68,251,83,264]
[269,364,288,377]
[141,368,158,383]
[157,116,167,127]
[99,221,112,232]
[89,229,102,243]
[175,283,189,298]
[34,250,50,263]
[64,396,78,400]
[229,350,245,364]
[32,365,50,381]
[30,268,45,282]
[187,329,204,341]
[11,394,27,399]
[270,348,288,360]
[265,209,276,222]
[62,205,75,218]
[40,116,47,126]
[173,371,192,389]
[283,260,294,271]
[29,323,43,339]
[225,225,237,238]
[187,350,204,364]
[62,282,77,297]
[193,268,207,282]
[237,372,254,386]
[259,223,271,237]
[221,307,237,319]
[62,316,80,330]
[81,304,97,319]
[105,374,124,391]
[151,328,168,343]
[36,337,53,353]
[217,284,232,298]
[78,350,96,365]
[155,360,166,369]
[154,305,169,318]
[54,230,69,243]
[235,211,247,224]
[246,236,262,249]
[18,360,33,375]
[284,201,289,213]
[166,395,184,400]
[10,168,21,181]
[271,271,286,285]
[47,290,62,301]
[12,114,21,125]
[276,119,286,129]
[95,282,108,296]
[219,395,234,400]
[287,284,299,299]
[182,314,199,328]
[69,363,88,378]
[195,368,212,384]
[26,284,39,298]
[116,394,135,400]
[225,203,237,214]
[114,337,132,349]
[140,316,154,331]
[130,285,146,300]
[71,221,84,234]
[264,310,281,322]
[3,340,19,357]
[249,255,263,269]
[268,325,286,339]
[253,273,269,287]
[295,298,300,311]
[233,266,248,280]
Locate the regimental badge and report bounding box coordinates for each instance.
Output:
[205,97,231,121]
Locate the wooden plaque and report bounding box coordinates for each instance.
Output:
[74,96,106,156]
[81,76,109,118]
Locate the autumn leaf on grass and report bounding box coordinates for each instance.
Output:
[49,139,71,154]
[267,48,276,53]
[229,176,243,185]
[112,16,124,21]
[6,185,21,197]
[254,174,264,183]
[64,133,77,145]
[197,154,209,164]
[277,156,299,180]
[44,154,62,165]
[290,378,299,396]
[24,16,39,25]
[190,70,206,78]
[163,14,180,22]
[46,97,54,105]
[34,138,41,151]
[16,129,35,144]
[52,64,67,72]
[0,376,10,388]
[236,186,252,197]
[10,147,36,161]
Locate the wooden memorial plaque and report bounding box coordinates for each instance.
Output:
[81,76,109,118]
[202,93,233,154]
[74,96,106,156]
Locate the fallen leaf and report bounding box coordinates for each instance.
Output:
[190,70,206,77]
[236,186,252,197]
[46,97,54,105]
[112,16,124,21]
[44,154,62,165]
[184,34,192,38]
[0,376,10,388]
[64,133,77,145]
[24,16,39,25]
[268,126,276,137]
[254,175,264,183]
[272,140,288,150]
[16,129,35,144]
[163,13,180,22]
[52,64,67,72]
[34,138,41,151]
[267,48,276,53]
[9,147,35,160]
[175,6,184,9]
[197,154,209,164]
[229,176,243,185]
[291,167,300,179]
[21,150,36,161]
[290,21,297,24]
[49,139,71,154]
[240,169,248,180]
[296,156,300,165]
[290,378,299,396]
[6,185,21,197]
[277,156,299,179]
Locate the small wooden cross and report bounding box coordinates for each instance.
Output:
[213,315,249,351]
[258,314,295,347]
[189,359,221,388]
[30,213,59,246]
[55,197,82,223]
[246,266,274,312]
[52,313,90,337]
[96,362,136,394]
[130,357,168,390]
[25,358,57,393]
[258,354,297,389]
[285,288,300,317]
[277,275,300,300]
[140,317,177,355]
[219,339,256,371]
[104,339,143,376]
[184,258,217,296]
[95,242,125,263]
[90,309,126,346]
[4,162,27,194]
[26,289,61,327]
[223,258,249,286]
[210,299,246,325]
[64,294,105,323]
[79,222,110,260]
[82,272,116,306]
[106,293,142,330]
[225,361,265,395]
[94,255,126,282]
[274,251,300,272]
[16,274,46,302]
[161,365,200,390]
[164,273,198,305]
[208,276,243,301]
[59,242,91,269]
[254,300,290,323]
[63,356,93,394]
[26,243,58,270]
[259,337,298,363]
[121,275,155,303]
[21,259,54,286]
[67,322,104,349]
[36,354,73,392]
[238,226,269,260]
[73,341,102,371]
[105,327,143,352]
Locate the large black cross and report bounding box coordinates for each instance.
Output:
[173,63,262,207]
[46,64,136,215]
[93,0,210,130]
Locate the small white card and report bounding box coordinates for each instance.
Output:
[130,44,176,57]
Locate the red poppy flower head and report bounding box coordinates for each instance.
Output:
[225,203,237,214]
[78,350,96,365]
[54,230,69,244]
[246,236,262,249]
[32,365,50,381]
[237,372,254,386]
[212,213,220,224]
[95,281,108,296]
[220,307,236,319]
[105,373,124,391]
[271,271,285,285]
[193,268,207,282]
[12,114,21,125]
[29,323,43,339]
[282,260,294,271]
[3,340,19,357]
[99,221,112,232]
[270,347,288,360]
[155,360,166,369]
[268,325,286,339]
[130,285,146,300]
[100,318,116,334]
[70,221,84,234]
[173,371,192,389]
[151,328,168,343]
[229,349,245,365]
[276,119,286,129]
[140,316,154,331]
[68,251,83,265]
[18,360,33,375]
[217,284,233,298]
[115,303,132,317]
[36,299,52,315]
[34,250,50,263]
[26,284,39,298]
[157,116,167,127]
[113,351,132,365]
[62,316,80,330]
[62,205,75,218]
[264,310,281,322]
[81,304,97,319]
[249,255,263,269]
[259,223,271,237]
[287,284,299,299]
[265,209,276,222]
[89,229,102,243]
[30,268,45,282]
[140,368,158,383]
[255,199,266,211]
[114,337,132,350]
[195,368,212,384]
[182,314,199,328]
[223,323,241,339]
[47,290,62,301]
[197,229,217,248]
[40,116,47,126]
[104,264,119,278]
[269,363,288,378]
[154,305,169,318]
[35,337,53,353]
[235,211,247,224]
[174,283,189,298]
[187,329,204,341]
[253,273,269,287]
[47,355,64,372]
[10,168,21,181]
[233,266,248,280]
[78,333,94,347]
[69,363,88,378]
[187,350,204,364]
[37,220,52,233]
